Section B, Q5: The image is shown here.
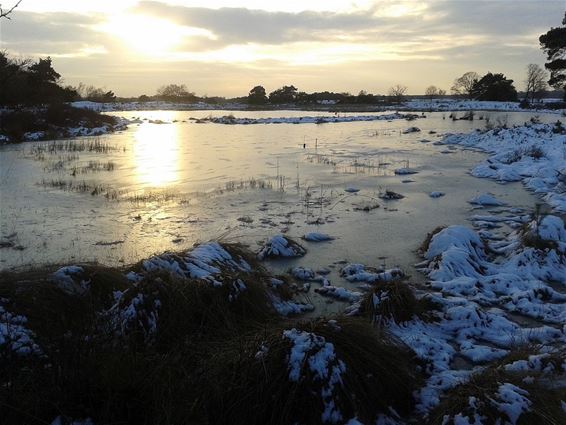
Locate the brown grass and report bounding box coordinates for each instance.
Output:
[418,226,446,255]
[200,317,419,425]
[428,349,566,425]
[359,281,440,324]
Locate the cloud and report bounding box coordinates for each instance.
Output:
[1,0,563,96]
[133,0,564,50]
[0,11,110,56]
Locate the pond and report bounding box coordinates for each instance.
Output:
[0,109,558,313]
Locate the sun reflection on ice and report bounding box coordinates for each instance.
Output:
[134,119,180,187]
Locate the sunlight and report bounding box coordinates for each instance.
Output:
[100,14,213,56]
[134,119,180,187]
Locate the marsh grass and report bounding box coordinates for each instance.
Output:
[359,281,440,324]
[0,242,422,424]
[201,317,419,425]
[38,179,189,204]
[427,349,566,425]
[29,138,123,157]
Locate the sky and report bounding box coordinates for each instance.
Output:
[0,0,564,97]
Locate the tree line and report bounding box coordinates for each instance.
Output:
[0,52,117,106]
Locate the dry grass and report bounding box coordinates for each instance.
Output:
[427,359,566,425]
[201,317,419,425]
[418,226,446,255]
[359,281,440,324]
[0,244,423,424]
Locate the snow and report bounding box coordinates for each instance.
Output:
[504,353,557,374]
[469,193,505,206]
[394,168,418,175]
[429,191,445,198]
[106,291,160,345]
[404,99,564,114]
[142,242,250,287]
[340,264,404,283]
[270,295,314,316]
[0,301,42,357]
[303,232,335,242]
[257,235,306,260]
[382,212,566,414]
[291,266,316,280]
[283,328,347,423]
[51,266,89,295]
[402,126,421,134]
[492,383,532,425]
[201,112,420,125]
[442,123,566,213]
[314,284,363,302]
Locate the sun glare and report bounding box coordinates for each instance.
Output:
[134,119,180,187]
[101,14,211,56]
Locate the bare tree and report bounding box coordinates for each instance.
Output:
[451,71,479,99]
[388,84,407,103]
[524,64,548,103]
[425,85,439,100]
[0,1,22,19]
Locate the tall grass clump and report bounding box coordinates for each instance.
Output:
[201,317,419,425]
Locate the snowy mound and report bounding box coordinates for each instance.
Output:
[141,242,251,287]
[302,232,335,242]
[257,235,306,260]
[340,263,404,283]
[469,193,505,206]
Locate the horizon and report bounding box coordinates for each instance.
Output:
[0,0,563,97]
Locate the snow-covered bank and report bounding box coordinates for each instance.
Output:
[71,99,565,115]
[405,99,565,114]
[17,121,127,142]
[440,122,566,212]
[194,112,420,125]
[71,100,247,112]
[387,215,566,416]
[0,105,128,143]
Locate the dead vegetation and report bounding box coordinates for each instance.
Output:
[202,317,419,425]
[418,226,446,255]
[359,281,440,324]
[427,349,566,425]
[0,242,424,424]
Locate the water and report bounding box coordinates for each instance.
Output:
[0,110,556,297]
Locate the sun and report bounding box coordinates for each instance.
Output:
[101,14,192,56]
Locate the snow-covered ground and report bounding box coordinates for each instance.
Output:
[439,123,566,213]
